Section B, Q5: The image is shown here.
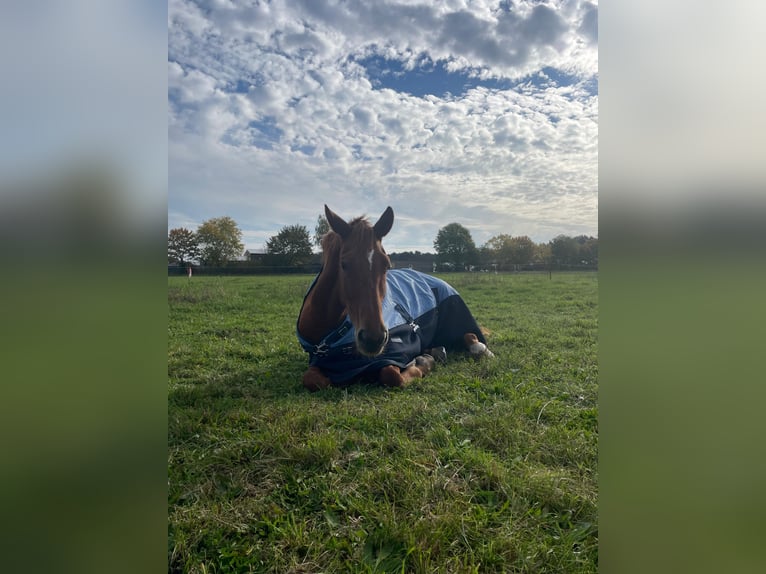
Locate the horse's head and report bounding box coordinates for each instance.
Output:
[324,204,394,357]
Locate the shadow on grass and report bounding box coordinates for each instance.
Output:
[168,350,410,411]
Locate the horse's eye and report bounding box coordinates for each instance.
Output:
[341,261,349,271]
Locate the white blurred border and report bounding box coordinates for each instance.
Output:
[0,0,167,230]
[602,1,766,208]
[601,3,766,573]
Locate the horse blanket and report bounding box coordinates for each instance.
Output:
[297,268,486,385]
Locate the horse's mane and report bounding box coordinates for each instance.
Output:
[320,231,341,266]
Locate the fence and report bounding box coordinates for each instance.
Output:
[168,262,596,276]
[168,264,323,276]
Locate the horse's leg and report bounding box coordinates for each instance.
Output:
[302,366,332,392]
[464,333,495,359]
[379,354,436,388]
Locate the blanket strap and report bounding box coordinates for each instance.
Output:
[394,303,419,332]
[312,319,352,357]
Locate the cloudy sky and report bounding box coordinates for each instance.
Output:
[168,0,598,253]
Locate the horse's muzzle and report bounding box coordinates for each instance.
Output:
[356,328,389,357]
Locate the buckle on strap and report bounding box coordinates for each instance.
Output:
[336,323,350,339]
[313,342,330,356]
[311,319,352,357]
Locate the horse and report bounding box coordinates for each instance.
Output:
[296,205,493,391]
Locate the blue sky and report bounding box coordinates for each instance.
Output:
[168,0,598,253]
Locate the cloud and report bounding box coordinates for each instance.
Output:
[578,2,599,44]
[169,0,598,249]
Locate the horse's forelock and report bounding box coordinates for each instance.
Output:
[347,217,377,247]
[323,216,382,266]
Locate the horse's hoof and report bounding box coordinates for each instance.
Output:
[464,333,495,359]
[469,342,495,359]
[303,378,331,392]
[425,346,447,363]
[379,365,405,387]
[302,368,331,392]
[415,354,436,374]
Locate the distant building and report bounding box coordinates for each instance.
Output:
[389,251,436,273]
[244,248,267,263]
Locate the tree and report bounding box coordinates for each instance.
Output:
[196,216,244,266]
[266,224,313,266]
[314,214,330,247]
[575,235,598,266]
[167,227,199,265]
[533,242,552,266]
[550,234,578,265]
[433,223,478,269]
[508,235,535,265]
[477,244,494,268]
[484,234,535,269]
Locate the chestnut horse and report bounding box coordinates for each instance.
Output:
[296,205,492,391]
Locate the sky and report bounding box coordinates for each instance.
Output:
[168,0,598,253]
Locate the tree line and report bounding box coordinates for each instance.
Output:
[168,214,597,270]
[432,222,597,270]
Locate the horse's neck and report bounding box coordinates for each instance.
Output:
[298,247,346,344]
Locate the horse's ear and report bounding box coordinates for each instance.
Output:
[325,205,352,239]
[373,206,394,239]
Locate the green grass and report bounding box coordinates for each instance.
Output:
[168,272,598,573]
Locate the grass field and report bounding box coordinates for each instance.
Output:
[168,272,598,573]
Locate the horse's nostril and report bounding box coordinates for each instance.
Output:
[357,328,388,356]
